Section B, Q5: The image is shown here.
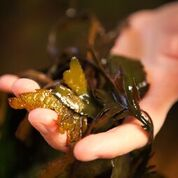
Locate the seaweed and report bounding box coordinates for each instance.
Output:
[8,58,90,143]
[2,8,162,178]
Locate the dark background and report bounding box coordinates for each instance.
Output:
[0,0,176,74]
[0,0,178,177]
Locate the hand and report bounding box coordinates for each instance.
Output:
[1,2,178,161]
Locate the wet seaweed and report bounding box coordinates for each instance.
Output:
[3,9,161,178]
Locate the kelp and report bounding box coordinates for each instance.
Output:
[2,7,163,178]
[63,57,88,96]
[8,58,91,143]
[8,55,153,144]
[111,146,165,178]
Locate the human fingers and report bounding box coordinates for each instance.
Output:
[0,74,19,92]
[11,78,40,95]
[74,7,178,161]
[74,80,175,161]
[29,108,68,151]
[10,78,68,151]
[74,120,148,161]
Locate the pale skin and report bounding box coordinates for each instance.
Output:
[0,2,178,161]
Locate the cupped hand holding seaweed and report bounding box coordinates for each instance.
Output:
[1,2,178,161]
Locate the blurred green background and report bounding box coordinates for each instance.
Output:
[0,0,178,178]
